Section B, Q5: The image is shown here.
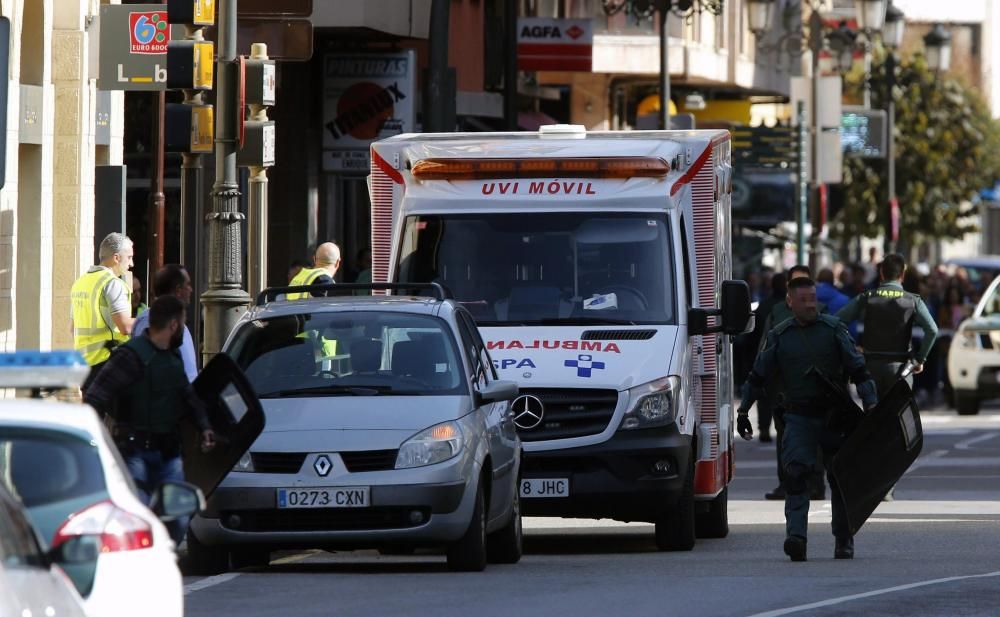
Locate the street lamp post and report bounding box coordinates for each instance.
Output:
[747,0,889,266]
[601,0,724,130]
[923,23,952,73]
[883,3,904,254]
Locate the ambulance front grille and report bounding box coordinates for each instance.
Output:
[516,388,618,442]
[581,330,656,341]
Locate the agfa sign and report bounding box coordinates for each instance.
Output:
[517,17,593,72]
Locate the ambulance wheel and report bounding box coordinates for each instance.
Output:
[696,487,729,539]
[954,391,980,416]
[655,454,696,551]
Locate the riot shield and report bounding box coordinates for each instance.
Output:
[830,378,922,535]
[181,353,265,499]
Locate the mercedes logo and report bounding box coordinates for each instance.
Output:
[313,454,332,477]
[511,395,544,430]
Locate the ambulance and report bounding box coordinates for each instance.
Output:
[368,125,751,550]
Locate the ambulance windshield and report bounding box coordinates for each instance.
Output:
[396,212,676,325]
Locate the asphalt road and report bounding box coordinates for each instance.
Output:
[182,403,1000,617]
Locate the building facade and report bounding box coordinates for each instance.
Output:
[1,0,125,355]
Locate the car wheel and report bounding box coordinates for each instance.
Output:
[954,390,980,416]
[229,547,270,570]
[655,452,696,551]
[183,531,230,576]
[487,483,522,564]
[695,486,729,539]
[446,481,487,572]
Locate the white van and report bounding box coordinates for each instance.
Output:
[369,125,751,550]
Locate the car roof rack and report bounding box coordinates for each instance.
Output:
[256,282,451,306]
[0,350,89,392]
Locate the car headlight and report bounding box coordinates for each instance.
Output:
[395,421,464,469]
[233,451,255,472]
[619,376,681,431]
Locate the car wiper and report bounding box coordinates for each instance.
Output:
[258,385,382,398]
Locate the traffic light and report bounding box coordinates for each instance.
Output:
[165,0,215,153]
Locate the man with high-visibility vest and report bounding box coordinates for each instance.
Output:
[287,242,341,298]
[70,232,135,393]
[287,242,343,361]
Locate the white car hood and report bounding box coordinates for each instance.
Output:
[481,326,680,390]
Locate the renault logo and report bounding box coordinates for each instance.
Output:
[511,395,544,430]
[314,455,332,477]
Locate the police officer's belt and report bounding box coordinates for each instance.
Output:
[112,426,181,456]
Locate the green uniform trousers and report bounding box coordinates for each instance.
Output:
[782,414,850,540]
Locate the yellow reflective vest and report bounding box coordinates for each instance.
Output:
[286,267,337,357]
[70,269,131,365]
[287,267,327,299]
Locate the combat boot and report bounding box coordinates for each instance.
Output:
[835,536,854,559]
[783,535,807,562]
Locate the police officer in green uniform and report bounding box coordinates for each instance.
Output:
[737,277,878,562]
[836,253,937,502]
[84,296,216,544]
[836,253,939,397]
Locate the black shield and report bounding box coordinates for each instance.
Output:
[830,378,923,535]
[180,353,265,499]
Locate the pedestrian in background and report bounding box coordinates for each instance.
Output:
[737,276,878,562]
[70,232,135,394]
[84,295,216,544]
[132,276,148,318]
[132,264,198,382]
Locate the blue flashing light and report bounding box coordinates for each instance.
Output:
[0,350,86,368]
[0,350,89,389]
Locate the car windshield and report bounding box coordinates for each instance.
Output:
[230,311,468,397]
[395,212,676,326]
[0,429,108,545]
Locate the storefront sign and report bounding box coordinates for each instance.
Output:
[98,4,179,90]
[517,17,592,72]
[322,51,416,173]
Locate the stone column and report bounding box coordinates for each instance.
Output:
[51,0,97,350]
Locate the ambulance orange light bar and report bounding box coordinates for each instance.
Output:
[410,157,671,180]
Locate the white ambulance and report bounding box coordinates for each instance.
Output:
[368,125,751,550]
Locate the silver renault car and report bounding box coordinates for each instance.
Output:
[187,284,522,572]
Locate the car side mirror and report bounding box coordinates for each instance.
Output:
[48,535,100,566]
[476,380,519,406]
[687,280,753,336]
[149,480,206,522]
[720,280,753,335]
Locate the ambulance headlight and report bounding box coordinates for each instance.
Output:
[619,376,681,430]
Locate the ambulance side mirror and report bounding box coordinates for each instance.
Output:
[687,280,753,336]
[720,280,753,336]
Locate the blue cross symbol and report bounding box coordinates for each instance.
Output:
[564,354,606,378]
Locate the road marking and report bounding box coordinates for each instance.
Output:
[271,550,319,565]
[904,449,948,474]
[184,573,241,595]
[955,431,999,450]
[183,551,316,595]
[746,570,1000,617]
